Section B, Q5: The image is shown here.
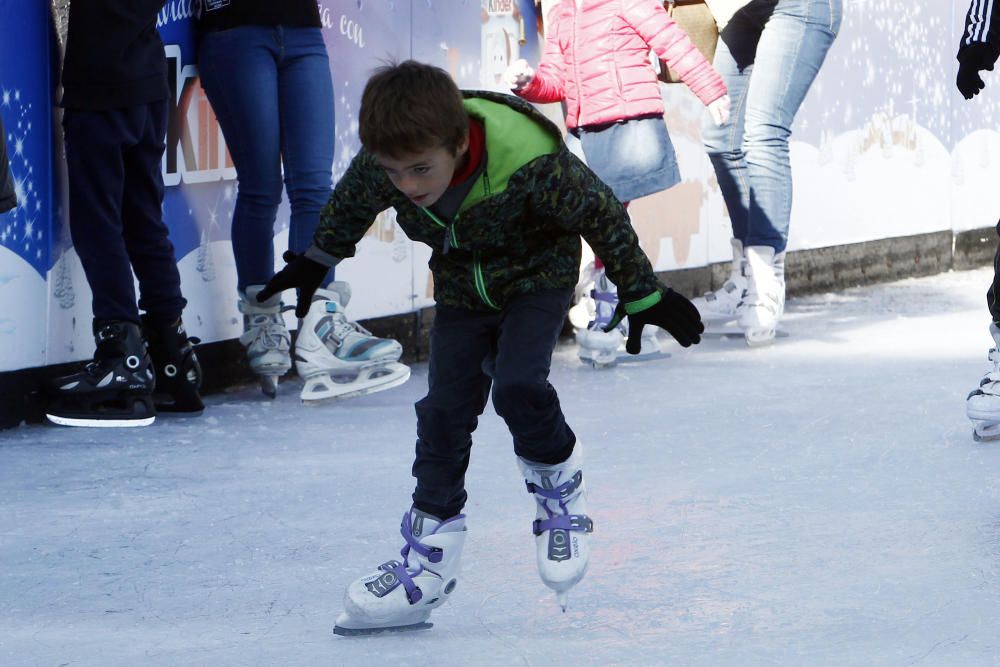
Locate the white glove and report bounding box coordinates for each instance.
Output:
[503,59,535,91]
[707,94,731,126]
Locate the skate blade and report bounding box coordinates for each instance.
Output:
[258,375,279,399]
[301,364,411,404]
[45,412,155,428]
[616,349,671,364]
[703,325,789,340]
[744,329,776,347]
[579,354,617,369]
[972,421,1000,441]
[333,608,433,637]
[557,591,569,612]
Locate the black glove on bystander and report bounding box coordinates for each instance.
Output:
[256,250,329,317]
[604,288,704,351]
[957,59,990,99]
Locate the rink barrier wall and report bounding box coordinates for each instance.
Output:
[1,226,994,431]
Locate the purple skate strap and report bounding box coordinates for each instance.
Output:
[525,470,582,501]
[399,512,443,563]
[591,289,618,305]
[532,514,593,536]
[386,561,423,604]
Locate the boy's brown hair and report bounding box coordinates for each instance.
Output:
[359,60,469,159]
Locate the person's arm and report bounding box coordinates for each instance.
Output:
[529,149,703,347]
[623,0,727,105]
[958,0,1000,98]
[257,150,400,314]
[311,150,401,260]
[509,9,568,103]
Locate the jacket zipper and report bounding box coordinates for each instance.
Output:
[420,206,498,310]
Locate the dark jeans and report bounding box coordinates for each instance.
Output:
[63,100,185,325]
[412,288,577,519]
[0,112,15,213]
[989,220,1000,322]
[198,25,335,291]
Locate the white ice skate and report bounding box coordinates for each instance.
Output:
[694,238,748,325]
[568,261,599,330]
[238,285,292,398]
[518,448,593,611]
[294,283,410,403]
[738,246,786,347]
[967,323,1000,441]
[333,509,467,636]
[576,268,665,367]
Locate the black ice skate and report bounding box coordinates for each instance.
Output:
[141,315,204,414]
[46,320,156,427]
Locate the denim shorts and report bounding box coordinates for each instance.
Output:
[576,115,681,203]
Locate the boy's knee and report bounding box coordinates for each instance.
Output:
[491,377,546,414]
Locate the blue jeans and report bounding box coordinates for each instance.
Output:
[198,25,335,291]
[702,0,842,252]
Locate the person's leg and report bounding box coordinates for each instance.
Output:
[198,26,283,291]
[121,99,185,324]
[701,15,757,244]
[490,288,591,606]
[989,218,1000,322]
[970,220,1000,440]
[276,26,335,284]
[411,305,496,520]
[490,288,576,463]
[122,99,203,412]
[62,108,139,324]
[741,0,841,251]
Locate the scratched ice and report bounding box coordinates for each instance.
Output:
[1,267,1000,665]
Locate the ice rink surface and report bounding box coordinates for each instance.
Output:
[2,268,1000,666]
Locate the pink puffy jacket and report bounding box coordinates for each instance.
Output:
[516,0,727,130]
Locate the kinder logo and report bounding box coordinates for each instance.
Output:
[163,45,236,187]
[488,0,514,14]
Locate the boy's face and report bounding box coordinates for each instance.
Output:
[375,135,470,208]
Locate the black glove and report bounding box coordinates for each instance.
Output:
[957,59,990,99]
[605,288,704,350]
[256,250,329,318]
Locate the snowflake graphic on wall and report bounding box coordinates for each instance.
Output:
[0,87,48,276]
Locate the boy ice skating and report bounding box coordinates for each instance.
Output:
[257,61,704,633]
[957,0,1000,439]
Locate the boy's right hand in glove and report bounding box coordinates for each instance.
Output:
[604,287,704,350]
[255,250,329,318]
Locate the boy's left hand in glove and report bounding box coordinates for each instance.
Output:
[604,288,704,350]
[255,250,329,318]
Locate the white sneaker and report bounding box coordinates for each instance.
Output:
[738,246,785,347]
[968,323,1000,441]
[694,238,747,322]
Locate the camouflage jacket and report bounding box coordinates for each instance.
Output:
[312,90,661,312]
